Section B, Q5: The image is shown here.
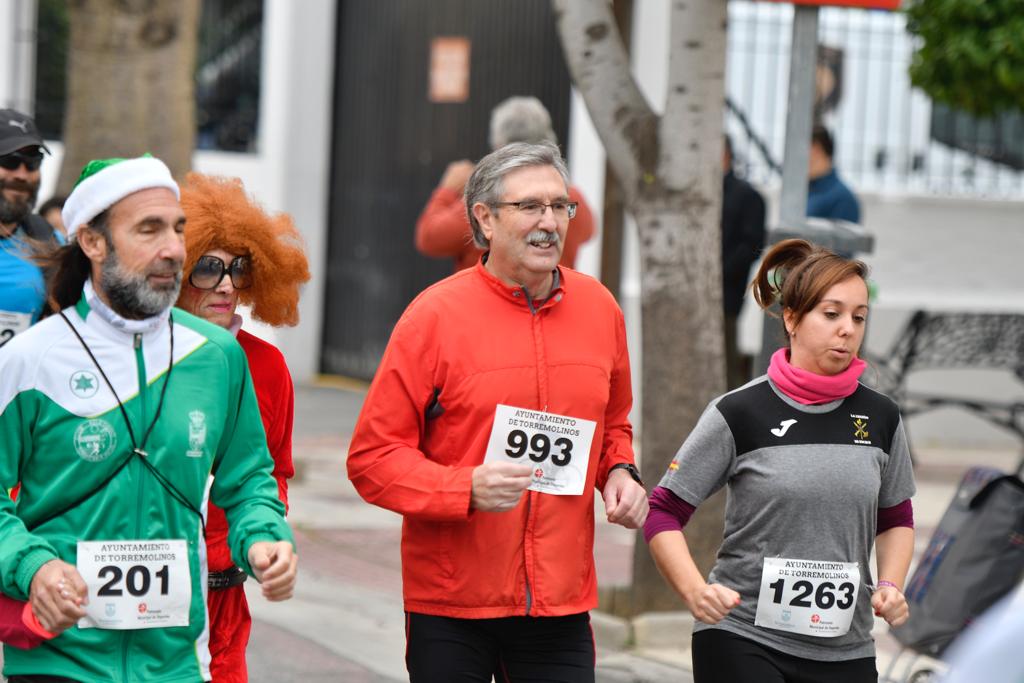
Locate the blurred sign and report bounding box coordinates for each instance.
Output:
[429,37,471,103]
[761,0,901,8]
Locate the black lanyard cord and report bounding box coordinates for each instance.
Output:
[58,311,174,456]
[53,310,206,537]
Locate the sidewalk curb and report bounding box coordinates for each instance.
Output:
[591,610,632,651]
[633,611,695,650]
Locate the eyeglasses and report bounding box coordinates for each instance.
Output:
[188,254,253,290]
[493,200,578,220]
[0,151,44,172]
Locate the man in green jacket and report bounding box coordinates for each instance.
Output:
[0,155,297,682]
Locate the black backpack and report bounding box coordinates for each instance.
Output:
[892,465,1024,657]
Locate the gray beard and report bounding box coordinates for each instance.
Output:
[100,248,182,320]
[0,178,39,226]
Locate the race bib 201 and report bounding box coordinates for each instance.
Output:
[77,539,191,630]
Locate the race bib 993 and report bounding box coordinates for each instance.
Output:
[483,404,596,496]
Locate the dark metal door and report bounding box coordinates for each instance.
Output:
[322,0,573,379]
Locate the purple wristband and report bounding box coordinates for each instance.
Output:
[876,580,900,591]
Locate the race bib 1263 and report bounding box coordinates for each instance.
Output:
[754,557,861,638]
[483,404,596,496]
[77,539,191,630]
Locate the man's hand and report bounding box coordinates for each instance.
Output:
[471,462,532,512]
[440,160,475,192]
[248,541,298,602]
[602,468,649,529]
[29,559,88,633]
[872,585,909,627]
[685,582,741,624]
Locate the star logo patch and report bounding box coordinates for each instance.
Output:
[69,370,99,399]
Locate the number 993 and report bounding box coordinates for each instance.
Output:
[505,429,573,466]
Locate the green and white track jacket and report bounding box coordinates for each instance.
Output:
[0,283,293,682]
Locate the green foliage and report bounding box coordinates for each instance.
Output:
[905,0,1024,118]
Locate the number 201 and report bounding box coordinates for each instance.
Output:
[505,430,573,465]
[97,565,170,597]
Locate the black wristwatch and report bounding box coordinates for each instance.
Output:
[609,463,643,486]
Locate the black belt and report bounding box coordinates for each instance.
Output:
[208,565,247,590]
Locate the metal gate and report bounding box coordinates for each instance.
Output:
[322,0,573,379]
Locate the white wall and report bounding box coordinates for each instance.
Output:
[0,0,36,113]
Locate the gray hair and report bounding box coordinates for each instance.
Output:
[489,96,558,150]
[464,142,569,250]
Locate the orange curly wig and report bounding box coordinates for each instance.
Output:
[177,173,310,327]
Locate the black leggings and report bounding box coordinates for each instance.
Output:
[405,611,595,683]
[692,629,878,683]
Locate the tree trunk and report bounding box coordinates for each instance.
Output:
[58,0,200,193]
[554,0,729,615]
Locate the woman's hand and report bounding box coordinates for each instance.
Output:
[685,582,741,624]
[872,585,909,627]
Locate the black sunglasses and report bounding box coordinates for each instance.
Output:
[0,151,44,172]
[189,255,253,290]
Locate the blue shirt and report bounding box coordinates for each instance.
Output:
[0,226,47,346]
[807,169,861,224]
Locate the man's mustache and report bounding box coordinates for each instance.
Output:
[147,260,183,278]
[0,179,38,193]
[526,230,560,245]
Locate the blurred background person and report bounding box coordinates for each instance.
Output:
[0,109,59,347]
[807,124,861,225]
[720,134,766,389]
[415,95,595,272]
[177,173,310,683]
[37,195,67,237]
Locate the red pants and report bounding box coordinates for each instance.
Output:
[207,584,251,683]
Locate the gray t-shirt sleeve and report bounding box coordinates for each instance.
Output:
[656,403,736,507]
[879,417,916,508]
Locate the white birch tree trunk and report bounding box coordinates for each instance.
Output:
[554,0,729,614]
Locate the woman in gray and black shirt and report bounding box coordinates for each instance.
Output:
[646,239,915,683]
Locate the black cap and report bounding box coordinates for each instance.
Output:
[0,109,50,156]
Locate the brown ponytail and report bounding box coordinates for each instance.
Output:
[750,238,868,336]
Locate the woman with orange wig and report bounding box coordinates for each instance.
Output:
[176,173,310,683]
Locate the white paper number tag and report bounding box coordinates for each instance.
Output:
[0,310,31,347]
[77,539,191,630]
[483,404,596,496]
[754,557,861,638]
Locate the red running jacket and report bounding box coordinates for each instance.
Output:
[347,262,635,618]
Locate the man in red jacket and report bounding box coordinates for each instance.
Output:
[349,141,647,682]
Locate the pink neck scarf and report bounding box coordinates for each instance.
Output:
[767,348,866,405]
